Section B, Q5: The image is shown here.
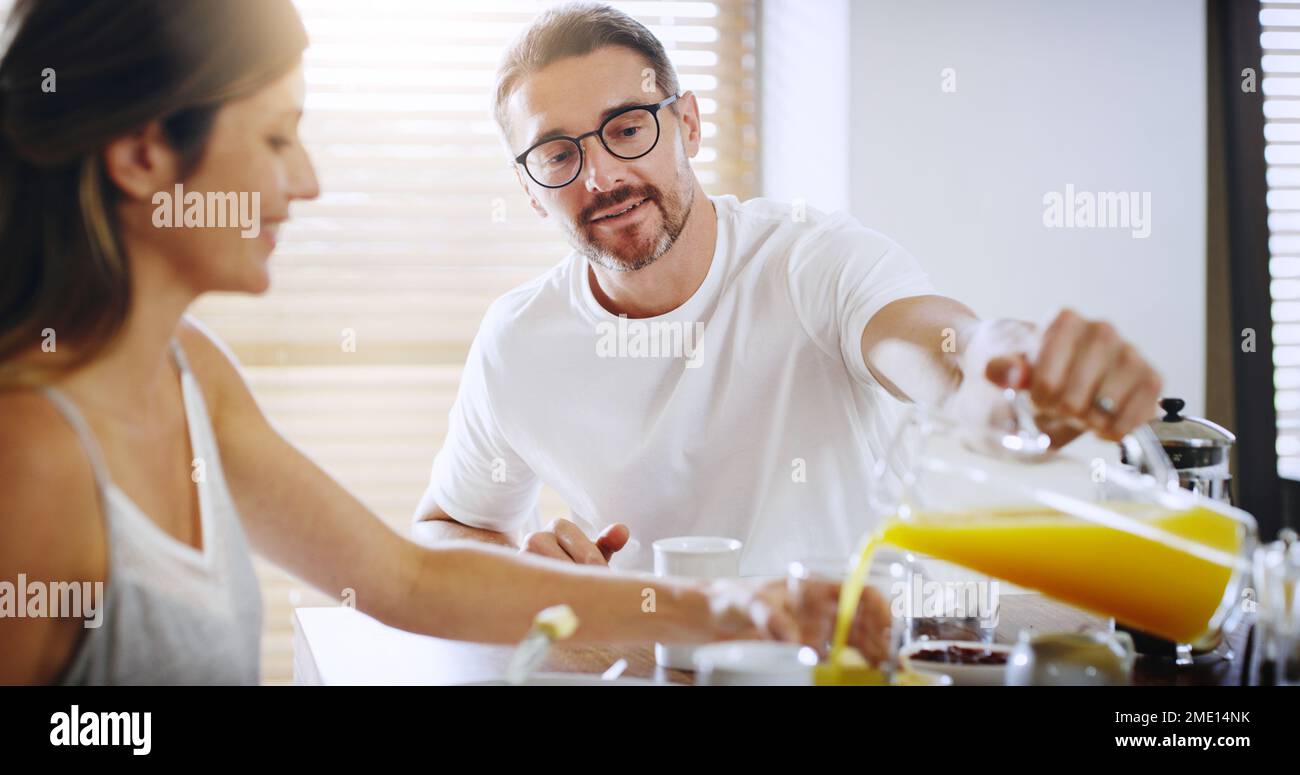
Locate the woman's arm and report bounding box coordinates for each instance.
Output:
[178,321,837,647]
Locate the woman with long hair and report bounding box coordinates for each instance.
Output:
[0,0,889,684]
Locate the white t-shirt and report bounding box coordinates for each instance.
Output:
[419,195,937,575]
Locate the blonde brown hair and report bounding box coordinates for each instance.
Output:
[493,1,680,140]
[0,0,308,387]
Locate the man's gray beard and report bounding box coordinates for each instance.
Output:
[587,230,673,273]
[572,184,694,273]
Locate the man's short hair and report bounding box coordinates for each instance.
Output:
[493,2,681,140]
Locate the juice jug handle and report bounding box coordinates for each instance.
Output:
[1003,387,1180,492]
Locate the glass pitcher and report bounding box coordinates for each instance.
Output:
[823,393,1258,681]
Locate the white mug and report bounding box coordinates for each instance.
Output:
[652,536,743,670]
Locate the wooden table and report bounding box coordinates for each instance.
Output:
[292,594,1250,686]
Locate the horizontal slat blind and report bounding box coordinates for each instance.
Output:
[1261,1,1300,480]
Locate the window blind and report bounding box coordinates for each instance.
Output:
[1260,1,1300,480]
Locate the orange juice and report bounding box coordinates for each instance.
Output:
[823,502,1248,683]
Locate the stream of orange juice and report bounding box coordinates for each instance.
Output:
[819,502,1245,685]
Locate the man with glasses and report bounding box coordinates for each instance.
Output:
[413,2,1164,574]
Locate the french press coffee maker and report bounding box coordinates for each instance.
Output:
[1115,397,1239,660]
[1120,397,1235,503]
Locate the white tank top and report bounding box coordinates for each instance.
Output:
[43,340,263,685]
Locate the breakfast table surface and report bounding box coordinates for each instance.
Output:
[291,594,1250,686]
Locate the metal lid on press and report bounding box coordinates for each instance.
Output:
[1148,398,1236,449]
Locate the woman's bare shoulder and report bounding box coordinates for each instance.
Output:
[0,389,105,586]
[0,390,106,683]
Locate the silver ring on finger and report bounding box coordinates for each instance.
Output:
[1093,395,1118,416]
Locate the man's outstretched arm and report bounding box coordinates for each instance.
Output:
[860,295,1163,445]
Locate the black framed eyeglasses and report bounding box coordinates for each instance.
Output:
[513,94,680,189]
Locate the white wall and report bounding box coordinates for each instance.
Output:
[844,0,1207,417]
[761,0,851,213]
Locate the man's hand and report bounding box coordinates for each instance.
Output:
[957,309,1163,446]
[520,519,630,566]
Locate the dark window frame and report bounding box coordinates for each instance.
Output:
[1211,0,1291,538]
